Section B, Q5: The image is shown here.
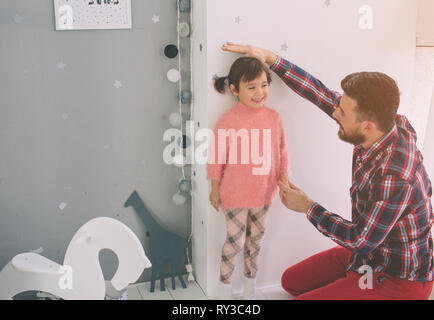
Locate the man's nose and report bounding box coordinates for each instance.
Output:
[332,109,338,120]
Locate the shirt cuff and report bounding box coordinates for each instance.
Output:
[270,55,282,72]
[306,202,322,221]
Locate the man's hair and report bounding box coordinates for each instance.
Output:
[341,72,400,132]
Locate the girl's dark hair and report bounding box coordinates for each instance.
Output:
[214,57,272,94]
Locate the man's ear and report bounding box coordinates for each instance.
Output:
[362,120,376,132]
[229,84,238,97]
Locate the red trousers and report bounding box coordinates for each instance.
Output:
[281,246,433,300]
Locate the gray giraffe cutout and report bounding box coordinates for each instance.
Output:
[124,190,188,292]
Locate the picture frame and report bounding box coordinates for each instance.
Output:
[54,0,132,31]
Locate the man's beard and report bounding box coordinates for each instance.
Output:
[337,126,365,145]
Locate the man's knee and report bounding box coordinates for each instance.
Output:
[281,267,302,297]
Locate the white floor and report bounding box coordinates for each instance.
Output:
[126,276,434,300]
[126,277,292,300]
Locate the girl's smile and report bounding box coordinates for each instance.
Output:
[230,71,269,108]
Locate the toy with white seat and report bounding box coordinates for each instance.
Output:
[12,253,62,275]
[0,217,151,300]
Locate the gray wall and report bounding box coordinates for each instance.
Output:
[0,0,191,285]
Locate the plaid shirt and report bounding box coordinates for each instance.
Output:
[271,56,434,282]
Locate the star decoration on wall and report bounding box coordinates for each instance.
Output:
[281,43,288,51]
[114,80,122,88]
[235,16,242,24]
[13,14,23,24]
[57,61,66,70]
[325,0,331,7]
[58,202,67,211]
[152,14,160,23]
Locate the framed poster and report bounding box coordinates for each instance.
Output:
[54,0,132,30]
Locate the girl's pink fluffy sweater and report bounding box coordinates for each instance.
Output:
[207,102,289,211]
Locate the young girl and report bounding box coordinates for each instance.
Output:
[208,57,289,300]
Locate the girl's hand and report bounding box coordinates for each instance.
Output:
[278,173,289,198]
[209,190,220,211]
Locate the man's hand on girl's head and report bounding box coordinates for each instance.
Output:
[221,42,278,66]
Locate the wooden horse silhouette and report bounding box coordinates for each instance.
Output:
[124,190,188,292]
[0,217,151,300]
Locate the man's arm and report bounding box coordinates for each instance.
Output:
[222,42,342,118]
[269,56,342,118]
[305,175,413,254]
[264,50,278,67]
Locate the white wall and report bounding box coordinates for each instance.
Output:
[423,88,434,189]
[415,0,434,254]
[422,81,434,247]
[417,0,434,46]
[410,47,434,150]
[192,0,419,297]
[191,0,208,292]
[411,0,434,150]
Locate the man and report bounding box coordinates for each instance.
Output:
[222,42,433,300]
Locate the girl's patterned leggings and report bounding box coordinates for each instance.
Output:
[220,205,269,284]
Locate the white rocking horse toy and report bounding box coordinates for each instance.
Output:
[0,217,151,300]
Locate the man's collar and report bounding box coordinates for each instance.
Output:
[356,124,398,163]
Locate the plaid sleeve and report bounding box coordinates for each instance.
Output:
[306,175,414,254]
[270,56,342,118]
